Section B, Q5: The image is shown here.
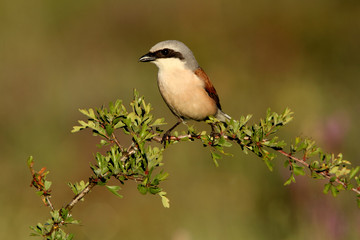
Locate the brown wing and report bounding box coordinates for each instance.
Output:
[194,67,222,110]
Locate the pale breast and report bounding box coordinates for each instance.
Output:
[156,60,217,120]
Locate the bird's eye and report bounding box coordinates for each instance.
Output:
[161,49,169,56]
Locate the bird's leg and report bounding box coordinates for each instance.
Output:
[162,119,182,145]
[209,122,221,145]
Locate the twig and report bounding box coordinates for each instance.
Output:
[111,132,124,151]
[65,180,97,211]
[28,163,55,211]
[151,133,360,197]
[65,142,138,211]
[45,196,55,211]
[277,149,360,196]
[152,134,201,143]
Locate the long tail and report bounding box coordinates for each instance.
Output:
[215,109,231,122]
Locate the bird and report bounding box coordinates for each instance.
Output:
[139,40,230,142]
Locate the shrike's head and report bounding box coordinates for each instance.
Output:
[139,40,199,71]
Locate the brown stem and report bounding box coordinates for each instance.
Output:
[277,149,360,196]
[151,132,360,197]
[65,180,97,211]
[64,142,138,211]
[45,196,55,211]
[111,132,124,151]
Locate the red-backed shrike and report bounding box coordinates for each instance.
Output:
[139,40,230,140]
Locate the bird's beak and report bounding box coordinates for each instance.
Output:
[139,52,156,62]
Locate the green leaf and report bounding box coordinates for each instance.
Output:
[36,191,44,196]
[50,210,61,222]
[44,180,52,191]
[151,118,166,126]
[79,108,96,119]
[155,171,169,181]
[323,183,331,194]
[355,176,360,186]
[159,191,170,208]
[350,166,360,179]
[106,185,123,198]
[98,139,109,147]
[137,184,148,195]
[105,124,114,136]
[263,158,273,172]
[71,125,84,133]
[329,166,339,175]
[114,120,125,129]
[336,167,350,177]
[244,129,252,136]
[330,185,339,197]
[336,184,344,191]
[222,139,232,148]
[27,156,34,167]
[284,160,290,168]
[284,174,295,186]
[211,152,221,167]
[329,176,336,183]
[149,186,161,194]
[293,164,305,176]
[68,181,89,197]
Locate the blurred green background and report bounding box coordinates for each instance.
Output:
[1,0,360,239]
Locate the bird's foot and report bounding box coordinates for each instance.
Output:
[210,131,221,146]
[209,122,221,145]
[161,130,172,147]
[161,120,182,147]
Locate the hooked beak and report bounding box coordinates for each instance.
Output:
[139,52,156,62]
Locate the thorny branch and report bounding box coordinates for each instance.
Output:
[65,180,97,211]
[65,141,138,211]
[28,92,360,239]
[151,133,360,197]
[30,130,360,227]
[277,149,360,195]
[28,161,54,211]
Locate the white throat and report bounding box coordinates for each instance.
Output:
[153,58,187,71]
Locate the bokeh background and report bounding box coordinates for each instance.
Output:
[1,1,360,239]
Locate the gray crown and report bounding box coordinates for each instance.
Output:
[150,40,199,70]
